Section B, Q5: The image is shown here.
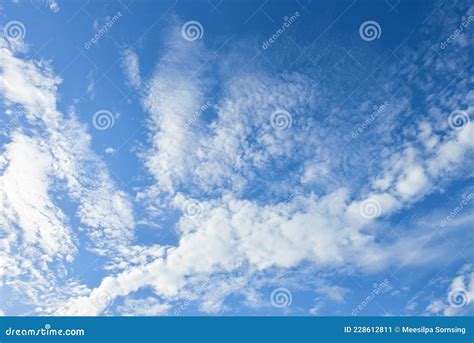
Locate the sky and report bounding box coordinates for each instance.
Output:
[0,0,473,316]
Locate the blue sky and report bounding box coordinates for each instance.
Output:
[0,0,473,316]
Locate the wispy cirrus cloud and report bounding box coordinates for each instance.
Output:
[0,37,135,313]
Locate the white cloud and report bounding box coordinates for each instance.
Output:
[47,0,59,13]
[117,297,170,316]
[395,165,429,200]
[64,16,474,316]
[2,1,474,316]
[426,264,473,316]
[122,49,141,88]
[0,38,135,312]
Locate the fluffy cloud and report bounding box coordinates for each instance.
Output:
[426,264,473,316]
